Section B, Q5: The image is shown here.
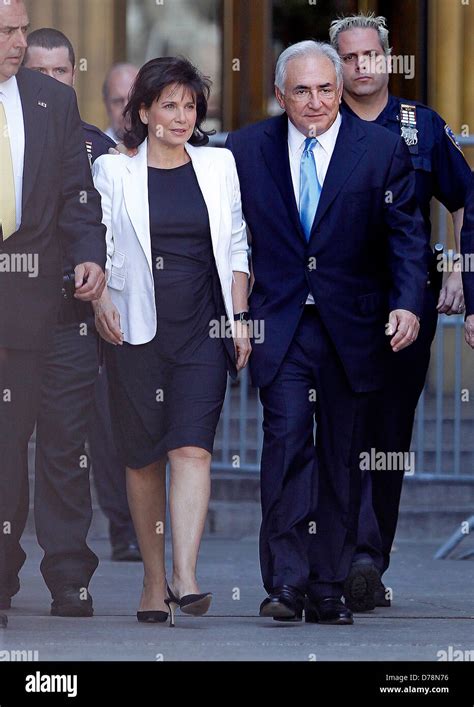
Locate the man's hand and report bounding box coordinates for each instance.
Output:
[464,314,474,349]
[437,270,465,315]
[92,289,123,345]
[234,321,252,371]
[74,263,105,301]
[386,309,420,352]
[108,143,138,158]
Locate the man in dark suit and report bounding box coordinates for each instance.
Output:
[23,28,140,619]
[226,40,428,624]
[0,1,106,617]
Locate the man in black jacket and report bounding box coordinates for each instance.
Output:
[0,1,106,618]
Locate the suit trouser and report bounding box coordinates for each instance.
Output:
[355,286,439,575]
[259,306,372,599]
[87,363,136,546]
[34,321,99,594]
[0,347,46,595]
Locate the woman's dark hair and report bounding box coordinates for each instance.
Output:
[123,56,214,149]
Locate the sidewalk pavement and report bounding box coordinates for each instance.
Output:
[0,534,472,662]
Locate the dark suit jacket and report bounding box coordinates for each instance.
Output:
[0,68,106,351]
[461,174,474,316]
[226,112,429,392]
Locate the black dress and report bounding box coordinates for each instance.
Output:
[106,161,230,469]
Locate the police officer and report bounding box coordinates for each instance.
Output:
[329,13,472,611]
[22,29,139,616]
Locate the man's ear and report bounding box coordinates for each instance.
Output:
[275,86,285,111]
[72,67,76,87]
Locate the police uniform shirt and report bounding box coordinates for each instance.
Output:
[341,95,472,235]
[82,120,116,166]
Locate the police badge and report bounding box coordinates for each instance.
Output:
[399,104,418,147]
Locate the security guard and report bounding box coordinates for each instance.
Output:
[21,29,139,617]
[330,13,472,611]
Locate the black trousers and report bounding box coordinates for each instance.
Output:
[258,306,372,599]
[355,286,439,574]
[34,321,99,594]
[0,347,46,595]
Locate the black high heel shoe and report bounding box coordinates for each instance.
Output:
[165,584,213,626]
[136,609,169,624]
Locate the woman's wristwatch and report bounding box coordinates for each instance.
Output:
[234,311,250,323]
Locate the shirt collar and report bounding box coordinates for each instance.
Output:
[341,94,399,126]
[0,75,18,100]
[374,94,400,125]
[288,112,342,155]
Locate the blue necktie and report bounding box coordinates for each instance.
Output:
[299,137,321,241]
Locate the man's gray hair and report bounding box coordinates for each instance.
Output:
[329,13,392,56]
[274,40,343,92]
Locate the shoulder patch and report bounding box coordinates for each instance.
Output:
[445,124,463,153]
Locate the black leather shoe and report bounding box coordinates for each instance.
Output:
[0,577,20,610]
[305,597,354,625]
[111,540,142,562]
[375,580,391,607]
[259,585,304,621]
[343,562,380,612]
[0,595,11,610]
[0,613,7,628]
[51,586,93,617]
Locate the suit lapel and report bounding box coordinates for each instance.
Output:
[261,114,306,244]
[310,115,366,237]
[123,139,152,270]
[16,68,49,215]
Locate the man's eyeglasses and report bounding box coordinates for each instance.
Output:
[287,87,336,102]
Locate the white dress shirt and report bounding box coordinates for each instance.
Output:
[287,113,342,304]
[105,126,119,144]
[0,75,25,230]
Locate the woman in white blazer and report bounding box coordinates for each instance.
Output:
[91,57,251,626]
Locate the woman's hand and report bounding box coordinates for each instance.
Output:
[92,289,123,345]
[234,321,252,371]
[437,270,465,315]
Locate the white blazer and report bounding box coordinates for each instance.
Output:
[92,139,250,344]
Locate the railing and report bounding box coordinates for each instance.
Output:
[212,133,474,479]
